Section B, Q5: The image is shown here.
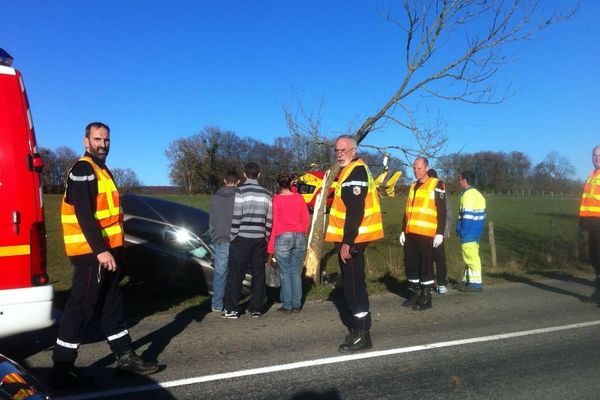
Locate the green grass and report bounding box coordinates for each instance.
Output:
[45,193,594,317]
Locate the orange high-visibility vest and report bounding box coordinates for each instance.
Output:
[61,156,124,256]
[579,170,600,218]
[404,177,440,238]
[324,159,384,243]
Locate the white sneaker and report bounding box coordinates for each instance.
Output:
[436,285,448,295]
[221,310,240,319]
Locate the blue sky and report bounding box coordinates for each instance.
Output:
[2,0,598,185]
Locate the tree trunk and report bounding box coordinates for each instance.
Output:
[305,164,340,284]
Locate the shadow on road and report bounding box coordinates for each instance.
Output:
[531,270,595,288]
[0,325,57,362]
[292,388,342,399]
[261,286,282,313]
[378,272,412,301]
[89,298,212,370]
[45,366,178,399]
[487,271,593,302]
[326,286,353,331]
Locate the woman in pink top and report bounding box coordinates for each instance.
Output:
[268,172,310,313]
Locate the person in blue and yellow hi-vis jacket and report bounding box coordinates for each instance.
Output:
[457,170,486,292]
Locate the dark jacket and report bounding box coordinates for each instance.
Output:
[209,186,238,243]
[340,162,368,245]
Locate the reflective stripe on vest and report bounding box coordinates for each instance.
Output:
[61,156,123,256]
[580,170,600,218]
[324,159,384,243]
[405,177,439,238]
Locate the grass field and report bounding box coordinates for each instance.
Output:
[44,193,594,316]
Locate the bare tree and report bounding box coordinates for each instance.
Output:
[165,126,295,194]
[197,126,241,194]
[112,168,143,194]
[165,137,204,194]
[39,147,58,193]
[39,146,78,193]
[305,0,576,282]
[437,150,532,193]
[506,151,532,192]
[531,151,576,193]
[283,99,335,171]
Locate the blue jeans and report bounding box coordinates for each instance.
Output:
[275,232,306,310]
[211,241,230,310]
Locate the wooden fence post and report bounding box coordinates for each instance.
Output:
[488,221,497,268]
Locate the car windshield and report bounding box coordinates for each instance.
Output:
[163,226,213,261]
[122,194,214,262]
[199,231,214,247]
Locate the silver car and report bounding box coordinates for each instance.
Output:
[121,194,251,293]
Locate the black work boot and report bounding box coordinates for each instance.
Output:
[115,349,159,375]
[402,285,421,307]
[48,362,94,390]
[341,328,357,346]
[413,288,432,311]
[338,330,373,353]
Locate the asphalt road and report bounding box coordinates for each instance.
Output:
[3,275,600,399]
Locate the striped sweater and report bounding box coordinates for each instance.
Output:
[230,179,273,240]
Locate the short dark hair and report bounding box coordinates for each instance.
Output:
[85,122,110,138]
[276,172,293,189]
[460,170,475,185]
[224,170,238,184]
[427,168,438,178]
[244,162,260,179]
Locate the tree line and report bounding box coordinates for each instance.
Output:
[164,126,405,194]
[164,126,583,196]
[435,150,581,195]
[39,146,143,194]
[38,129,582,196]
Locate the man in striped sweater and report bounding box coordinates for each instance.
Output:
[222,162,273,318]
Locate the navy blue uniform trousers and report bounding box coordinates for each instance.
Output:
[53,259,131,363]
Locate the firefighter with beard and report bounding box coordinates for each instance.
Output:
[50,122,159,390]
[580,145,600,302]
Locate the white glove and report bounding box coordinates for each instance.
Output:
[433,234,444,248]
[399,232,406,246]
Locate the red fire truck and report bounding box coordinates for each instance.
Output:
[0,49,53,339]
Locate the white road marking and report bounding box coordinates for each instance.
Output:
[56,319,600,400]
